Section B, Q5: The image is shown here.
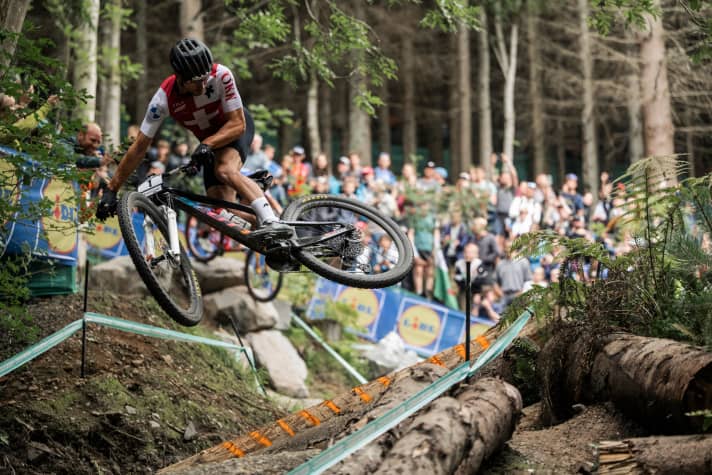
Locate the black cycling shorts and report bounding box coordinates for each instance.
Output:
[203,107,255,190]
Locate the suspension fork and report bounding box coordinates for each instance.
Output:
[142,205,181,263]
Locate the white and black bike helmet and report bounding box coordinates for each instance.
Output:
[169,38,213,81]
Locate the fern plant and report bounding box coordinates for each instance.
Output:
[508,157,712,349]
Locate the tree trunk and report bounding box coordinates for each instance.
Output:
[595,435,712,475]
[478,9,493,177]
[685,108,695,177]
[72,0,101,123]
[626,71,644,165]
[540,330,712,433]
[426,111,444,166]
[0,0,30,76]
[402,36,417,162]
[134,0,148,124]
[103,0,122,149]
[578,0,598,199]
[307,73,321,157]
[159,321,516,472]
[377,82,391,155]
[454,18,472,178]
[494,14,518,162]
[527,0,545,177]
[638,0,674,159]
[556,121,566,185]
[319,82,333,159]
[348,73,372,165]
[180,0,204,39]
[333,378,522,475]
[449,34,460,175]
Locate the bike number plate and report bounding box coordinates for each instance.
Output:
[138,174,163,196]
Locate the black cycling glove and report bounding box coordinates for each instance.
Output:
[185,143,215,177]
[96,188,118,221]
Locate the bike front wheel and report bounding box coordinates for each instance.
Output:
[117,192,203,326]
[244,249,283,302]
[282,195,413,289]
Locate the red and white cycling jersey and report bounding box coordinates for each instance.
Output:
[139,63,243,141]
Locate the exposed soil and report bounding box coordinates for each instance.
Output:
[484,402,646,474]
[0,292,285,474]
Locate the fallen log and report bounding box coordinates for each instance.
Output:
[328,378,522,475]
[594,435,712,474]
[540,328,712,432]
[160,320,532,473]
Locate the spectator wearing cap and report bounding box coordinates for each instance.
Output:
[287,145,312,198]
[560,173,584,214]
[374,152,396,186]
[356,166,376,204]
[455,172,470,192]
[417,161,441,192]
[330,156,350,194]
[509,181,542,225]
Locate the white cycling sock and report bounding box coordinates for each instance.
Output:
[251,197,278,225]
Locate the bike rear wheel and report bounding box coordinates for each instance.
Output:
[117,192,203,326]
[282,194,413,288]
[185,215,223,263]
[244,249,283,302]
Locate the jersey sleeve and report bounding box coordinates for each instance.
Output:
[139,88,169,138]
[216,65,243,113]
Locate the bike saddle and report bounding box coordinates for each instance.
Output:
[247,170,274,191]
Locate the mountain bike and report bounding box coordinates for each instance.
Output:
[184,215,283,302]
[116,167,414,326]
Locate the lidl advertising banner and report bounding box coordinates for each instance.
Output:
[307,277,494,356]
[1,147,78,265]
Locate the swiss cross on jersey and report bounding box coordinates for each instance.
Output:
[139,63,244,142]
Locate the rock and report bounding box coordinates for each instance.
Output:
[183,421,198,441]
[161,354,174,365]
[247,330,309,398]
[203,286,278,332]
[191,257,245,294]
[149,420,161,429]
[90,256,150,295]
[272,299,293,330]
[26,442,55,463]
[125,405,137,415]
[151,413,161,420]
[211,327,254,370]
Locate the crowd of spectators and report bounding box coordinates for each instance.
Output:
[239,140,632,323]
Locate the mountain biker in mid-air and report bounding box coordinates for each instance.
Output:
[95,38,291,242]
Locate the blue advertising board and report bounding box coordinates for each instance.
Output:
[307,278,494,357]
[0,147,78,265]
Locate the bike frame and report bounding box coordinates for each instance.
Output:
[136,173,355,264]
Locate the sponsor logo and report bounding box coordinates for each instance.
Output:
[148,104,162,121]
[205,85,215,98]
[84,216,122,249]
[41,178,78,254]
[221,72,237,100]
[398,304,441,347]
[469,322,490,339]
[336,287,380,328]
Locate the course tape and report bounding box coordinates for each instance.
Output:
[84,312,253,362]
[0,312,255,379]
[291,313,368,385]
[0,319,83,378]
[288,308,533,475]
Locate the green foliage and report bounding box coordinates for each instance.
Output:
[420,0,480,32]
[509,158,712,349]
[588,0,659,35]
[281,272,317,309]
[0,27,90,318]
